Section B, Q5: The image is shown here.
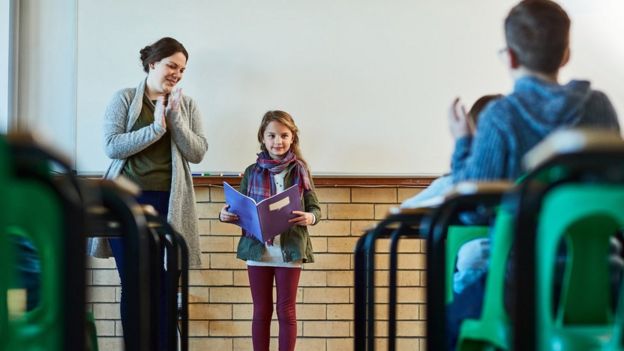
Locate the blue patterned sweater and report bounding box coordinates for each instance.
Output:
[451,76,621,182]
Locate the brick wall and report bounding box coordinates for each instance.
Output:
[87,184,428,351]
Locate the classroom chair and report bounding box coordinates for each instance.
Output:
[421,181,513,351]
[0,134,86,351]
[353,207,431,351]
[513,129,624,351]
[142,207,190,351]
[86,178,155,351]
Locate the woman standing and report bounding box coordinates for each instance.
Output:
[88,36,208,350]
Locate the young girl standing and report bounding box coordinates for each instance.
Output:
[219,110,321,351]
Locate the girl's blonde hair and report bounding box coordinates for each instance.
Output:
[257,110,309,169]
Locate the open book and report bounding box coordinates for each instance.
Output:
[223,182,302,242]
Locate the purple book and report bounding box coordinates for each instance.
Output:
[223,182,302,242]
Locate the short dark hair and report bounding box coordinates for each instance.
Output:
[504,0,570,74]
[139,37,188,73]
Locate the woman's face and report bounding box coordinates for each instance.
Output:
[146,51,187,96]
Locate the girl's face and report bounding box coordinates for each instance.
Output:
[146,52,187,96]
[262,121,294,160]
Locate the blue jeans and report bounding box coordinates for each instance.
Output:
[109,190,171,350]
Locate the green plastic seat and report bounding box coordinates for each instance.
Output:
[457,209,514,350]
[535,184,624,351]
[0,136,10,349]
[446,225,490,304]
[0,135,66,351]
[4,178,65,350]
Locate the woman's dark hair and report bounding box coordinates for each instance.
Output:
[139,37,188,73]
[504,0,570,74]
[469,94,503,124]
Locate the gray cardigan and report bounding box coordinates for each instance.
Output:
[87,79,208,267]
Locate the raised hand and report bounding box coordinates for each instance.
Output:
[165,87,182,119]
[448,97,470,140]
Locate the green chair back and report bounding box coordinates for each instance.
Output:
[0,134,66,350]
[446,225,490,304]
[0,136,10,348]
[536,184,624,351]
[457,209,514,350]
[4,179,65,350]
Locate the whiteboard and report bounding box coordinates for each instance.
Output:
[76,0,624,175]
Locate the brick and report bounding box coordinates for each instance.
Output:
[191,270,233,286]
[372,237,422,253]
[210,287,252,303]
[373,253,425,270]
[190,337,232,350]
[190,303,232,320]
[397,321,426,337]
[211,220,242,235]
[298,270,327,287]
[87,287,116,303]
[306,253,351,270]
[210,186,225,202]
[189,321,210,336]
[398,187,422,202]
[318,204,328,219]
[198,220,211,234]
[188,287,210,302]
[351,220,379,235]
[327,304,352,320]
[352,188,397,203]
[210,253,246,269]
[375,204,397,219]
[303,287,350,303]
[327,271,353,287]
[196,203,224,219]
[92,303,120,319]
[314,187,350,202]
[308,220,351,236]
[195,187,211,201]
[115,321,123,336]
[210,321,251,337]
[327,337,353,351]
[328,204,374,220]
[91,269,120,285]
[86,257,115,269]
[309,237,327,252]
[296,337,326,351]
[327,237,359,253]
[200,235,234,252]
[373,303,420,321]
[94,320,115,336]
[233,270,250,286]
[298,304,326,320]
[97,337,123,351]
[232,303,253,319]
[303,321,350,337]
[397,337,423,349]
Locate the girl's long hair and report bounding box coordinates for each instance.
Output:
[257,110,309,171]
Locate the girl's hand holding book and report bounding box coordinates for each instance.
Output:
[219,205,239,222]
[289,210,314,226]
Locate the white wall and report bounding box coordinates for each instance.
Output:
[76,0,516,175]
[13,0,77,165]
[10,0,624,175]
